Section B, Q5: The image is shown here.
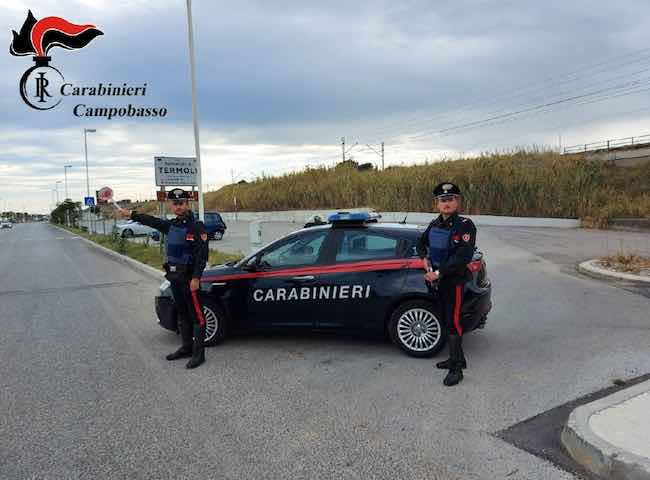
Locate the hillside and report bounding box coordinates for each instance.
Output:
[202,150,649,225]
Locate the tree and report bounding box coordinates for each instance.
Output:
[50,200,81,225]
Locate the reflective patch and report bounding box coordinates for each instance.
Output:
[462,233,470,242]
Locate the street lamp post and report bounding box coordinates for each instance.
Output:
[185,0,205,222]
[55,181,62,205]
[63,165,72,200]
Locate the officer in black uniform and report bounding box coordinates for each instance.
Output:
[417,182,477,386]
[116,188,209,369]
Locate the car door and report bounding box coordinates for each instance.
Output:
[246,229,332,328]
[313,228,410,334]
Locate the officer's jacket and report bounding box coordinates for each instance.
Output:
[416,212,477,285]
[131,210,208,279]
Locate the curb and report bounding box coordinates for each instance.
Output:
[578,259,650,284]
[51,225,164,281]
[562,380,650,480]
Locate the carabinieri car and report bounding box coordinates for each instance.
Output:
[155,212,492,357]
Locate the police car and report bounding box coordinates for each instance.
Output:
[155,212,492,357]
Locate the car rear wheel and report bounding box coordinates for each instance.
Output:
[201,295,227,346]
[388,300,445,358]
[122,228,134,238]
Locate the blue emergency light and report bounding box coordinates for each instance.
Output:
[328,211,381,224]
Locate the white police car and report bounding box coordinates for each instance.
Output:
[155,212,492,357]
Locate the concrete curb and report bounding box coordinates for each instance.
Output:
[578,259,650,284]
[562,380,650,480]
[51,225,164,281]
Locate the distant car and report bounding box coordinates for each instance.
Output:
[114,220,156,238]
[154,211,492,357]
[0,222,12,229]
[149,212,227,242]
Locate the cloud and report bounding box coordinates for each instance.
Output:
[2,0,650,212]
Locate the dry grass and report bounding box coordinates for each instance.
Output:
[599,253,650,275]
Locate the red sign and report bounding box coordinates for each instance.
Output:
[97,186,113,204]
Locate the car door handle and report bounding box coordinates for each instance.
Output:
[291,275,315,281]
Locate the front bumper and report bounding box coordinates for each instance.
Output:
[155,296,178,332]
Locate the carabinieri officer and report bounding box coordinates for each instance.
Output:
[117,188,209,369]
[417,182,477,386]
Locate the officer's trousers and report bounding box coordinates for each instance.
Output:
[438,281,465,337]
[170,279,206,348]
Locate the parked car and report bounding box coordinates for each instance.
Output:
[114,220,156,238]
[154,211,492,357]
[0,222,13,229]
[149,211,227,242]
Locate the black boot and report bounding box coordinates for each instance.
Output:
[166,346,192,361]
[443,335,465,386]
[186,325,205,369]
[436,336,467,369]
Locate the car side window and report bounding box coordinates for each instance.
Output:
[335,231,399,262]
[259,231,328,269]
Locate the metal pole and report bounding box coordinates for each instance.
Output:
[341,137,345,163]
[63,165,71,200]
[185,0,205,222]
[381,141,385,170]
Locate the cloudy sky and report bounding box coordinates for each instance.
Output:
[2,0,650,213]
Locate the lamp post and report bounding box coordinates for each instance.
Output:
[55,181,62,205]
[185,0,205,221]
[84,129,96,233]
[63,165,72,200]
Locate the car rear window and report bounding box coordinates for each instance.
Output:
[204,213,223,223]
[336,231,399,262]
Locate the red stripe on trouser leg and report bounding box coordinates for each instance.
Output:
[190,290,205,327]
[453,285,463,336]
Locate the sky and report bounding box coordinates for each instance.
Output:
[1,0,650,213]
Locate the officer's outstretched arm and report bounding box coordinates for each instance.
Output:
[130,211,171,234]
[439,220,476,277]
[191,222,209,279]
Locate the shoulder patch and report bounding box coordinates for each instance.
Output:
[462,233,471,242]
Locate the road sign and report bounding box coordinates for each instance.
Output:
[96,186,113,204]
[154,156,198,186]
[84,196,95,207]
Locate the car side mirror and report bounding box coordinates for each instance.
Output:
[243,257,259,272]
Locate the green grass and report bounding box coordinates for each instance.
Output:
[64,227,242,270]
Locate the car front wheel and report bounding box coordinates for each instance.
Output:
[388,300,445,358]
[121,228,134,238]
[200,295,227,346]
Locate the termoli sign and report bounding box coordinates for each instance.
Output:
[9,10,168,119]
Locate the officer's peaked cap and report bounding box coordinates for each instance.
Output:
[167,188,190,200]
[433,182,461,197]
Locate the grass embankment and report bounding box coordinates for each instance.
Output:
[198,150,648,226]
[65,227,242,270]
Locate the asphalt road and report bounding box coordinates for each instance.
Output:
[1,223,649,480]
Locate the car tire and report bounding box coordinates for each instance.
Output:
[213,231,223,240]
[201,295,227,347]
[122,228,134,238]
[388,300,446,358]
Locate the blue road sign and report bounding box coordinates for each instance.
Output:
[84,197,95,207]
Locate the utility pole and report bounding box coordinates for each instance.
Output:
[185,0,205,222]
[63,165,72,200]
[55,181,62,205]
[381,141,385,170]
[341,137,345,164]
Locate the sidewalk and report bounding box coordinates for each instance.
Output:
[562,380,650,479]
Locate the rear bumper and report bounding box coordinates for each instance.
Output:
[461,287,492,331]
[155,296,178,332]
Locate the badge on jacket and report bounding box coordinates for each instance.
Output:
[462,233,470,242]
[186,233,195,241]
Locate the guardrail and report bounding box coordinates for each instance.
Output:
[563,133,650,154]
